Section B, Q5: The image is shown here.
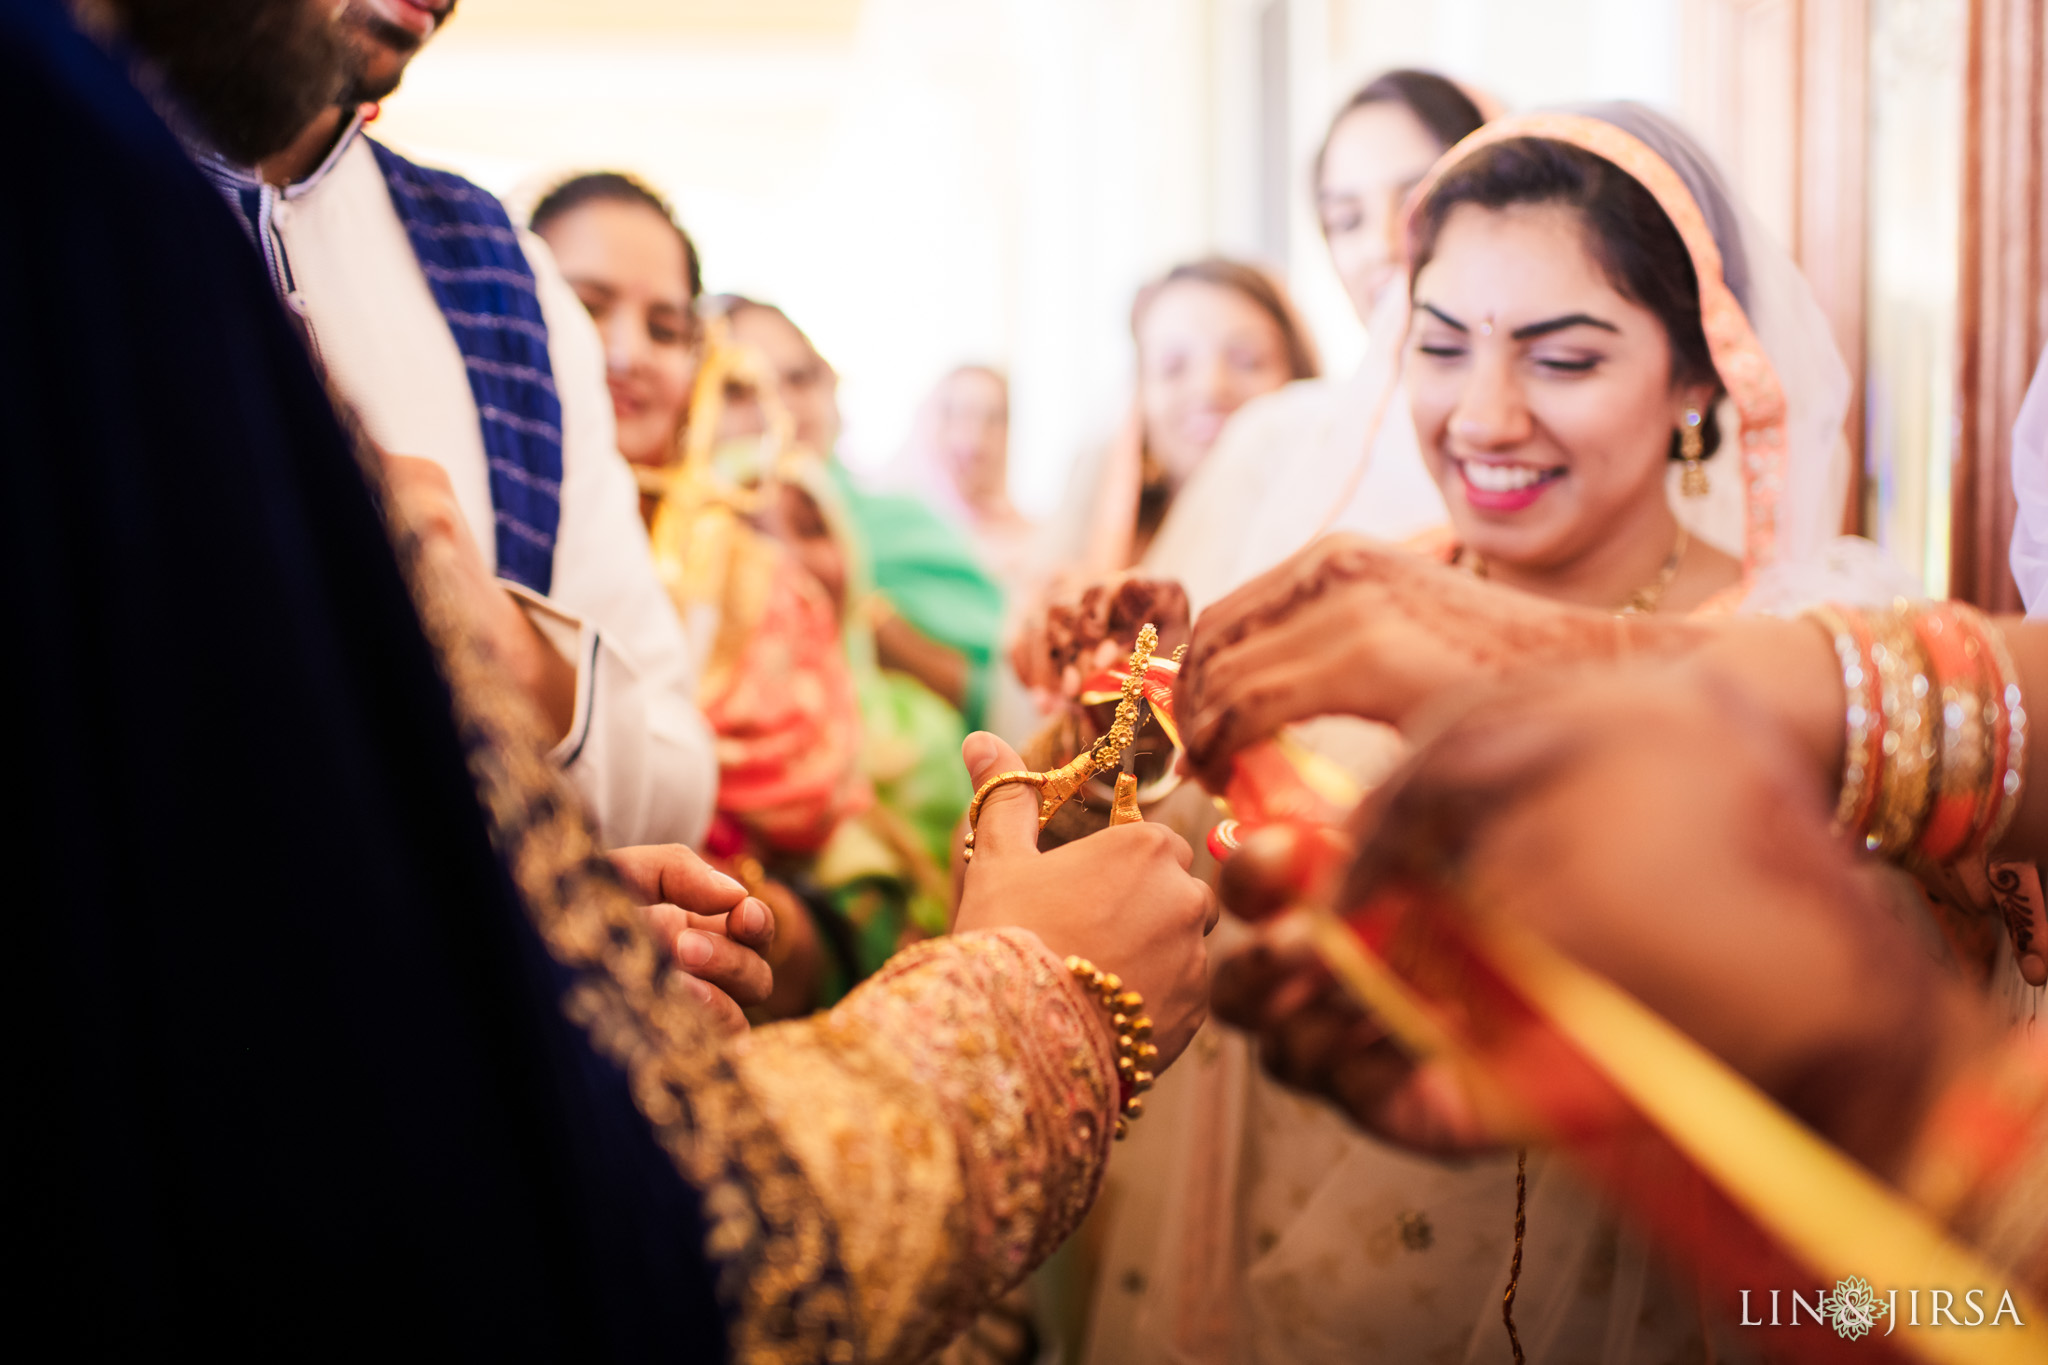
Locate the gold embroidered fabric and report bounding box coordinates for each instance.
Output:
[735,930,1119,1364]
[356,403,1117,1362]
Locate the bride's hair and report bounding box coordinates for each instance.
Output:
[1408,138,1727,464]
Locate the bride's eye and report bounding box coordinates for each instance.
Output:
[1533,353,1600,374]
[1416,341,1467,360]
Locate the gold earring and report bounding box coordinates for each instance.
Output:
[1679,407,1708,498]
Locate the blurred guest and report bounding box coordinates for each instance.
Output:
[717,297,1010,733]
[532,191,980,1004]
[892,365,1039,599]
[1045,259,1318,584]
[1143,70,1483,613]
[184,0,716,848]
[530,171,707,521]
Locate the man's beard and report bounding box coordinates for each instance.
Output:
[107,0,358,164]
[343,11,422,104]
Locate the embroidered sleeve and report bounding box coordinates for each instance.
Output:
[386,483,1117,1364]
[728,928,1119,1365]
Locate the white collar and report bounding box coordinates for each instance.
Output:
[284,106,371,200]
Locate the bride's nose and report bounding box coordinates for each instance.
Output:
[1449,354,1532,450]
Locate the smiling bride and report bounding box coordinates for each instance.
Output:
[1084,103,1923,1365]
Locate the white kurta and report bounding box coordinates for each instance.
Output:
[274,132,714,847]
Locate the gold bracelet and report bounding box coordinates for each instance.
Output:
[1867,606,1938,855]
[1981,616,2030,853]
[1065,955,1156,1139]
[1808,606,1880,834]
[1815,601,2029,865]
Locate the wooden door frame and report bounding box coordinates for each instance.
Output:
[1680,0,1872,532]
[1950,0,2047,611]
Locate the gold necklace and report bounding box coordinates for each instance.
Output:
[1460,524,1690,617]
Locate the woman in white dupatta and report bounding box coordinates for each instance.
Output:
[1142,71,1487,614]
[1082,103,1914,1365]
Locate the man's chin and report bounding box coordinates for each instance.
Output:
[347,56,410,105]
[344,16,424,102]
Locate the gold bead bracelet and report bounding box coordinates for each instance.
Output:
[1065,954,1158,1139]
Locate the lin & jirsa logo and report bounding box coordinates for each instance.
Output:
[1739,1276,2027,1340]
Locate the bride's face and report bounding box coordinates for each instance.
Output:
[1405,201,1714,572]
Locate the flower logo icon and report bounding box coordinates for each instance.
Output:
[1819,1276,1890,1340]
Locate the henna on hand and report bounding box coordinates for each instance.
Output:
[1013,576,1191,701]
[1178,535,1690,783]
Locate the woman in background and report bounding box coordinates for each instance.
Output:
[892,364,1039,601]
[714,297,1011,734]
[1141,69,1485,614]
[536,174,947,1008]
[1013,73,1479,717]
[529,172,706,525]
[1042,258,1319,587]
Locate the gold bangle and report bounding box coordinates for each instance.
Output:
[1868,605,1938,855]
[1065,955,1156,1140]
[1913,603,1998,862]
[1981,617,2029,852]
[1809,606,1879,835]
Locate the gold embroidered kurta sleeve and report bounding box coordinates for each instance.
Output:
[379,458,1120,1365]
[731,929,1120,1365]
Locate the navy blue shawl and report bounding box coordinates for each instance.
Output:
[4,3,724,1357]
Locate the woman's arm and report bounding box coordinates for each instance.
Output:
[1178,533,2048,869]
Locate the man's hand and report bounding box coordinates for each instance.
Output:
[609,844,776,1035]
[953,732,1217,1068]
[383,453,577,742]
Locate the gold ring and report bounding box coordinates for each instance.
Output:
[963,770,1046,861]
[962,622,1163,863]
[967,769,1044,828]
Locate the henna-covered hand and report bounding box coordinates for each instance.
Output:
[1009,576,1190,703]
[1217,666,2004,1177]
[1178,535,1674,789]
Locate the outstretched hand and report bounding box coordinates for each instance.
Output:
[1177,534,1644,789]
[953,731,1217,1068]
[609,844,777,1035]
[1216,668,2003,1179]
[1010,577,1191,705]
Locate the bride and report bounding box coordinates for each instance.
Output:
[1083,103,1909,1365]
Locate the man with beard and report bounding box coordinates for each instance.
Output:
[13,0,1217,1356]
[186,0,717,851]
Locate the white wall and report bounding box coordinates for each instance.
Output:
[375,0,1685,517]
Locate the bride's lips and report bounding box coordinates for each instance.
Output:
[1451,457,1566,513]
